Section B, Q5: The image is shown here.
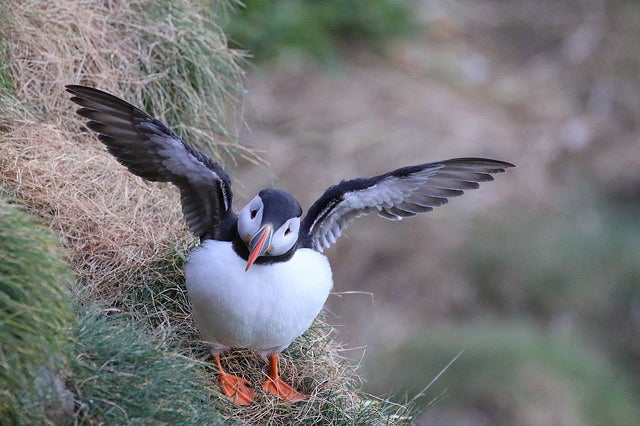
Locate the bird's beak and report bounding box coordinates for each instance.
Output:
[245,224,273,271]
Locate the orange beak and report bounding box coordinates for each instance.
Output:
[245,224,273,271]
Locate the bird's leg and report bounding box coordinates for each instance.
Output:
[214,354,254,406]
[262,353,307,402]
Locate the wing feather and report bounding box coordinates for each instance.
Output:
[67,85,234,240]
[301,158,514,252]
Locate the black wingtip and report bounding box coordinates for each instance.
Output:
[65,84,85,94]
[65,85,117,101]
[444,157,515,169]
[498,160,516,169]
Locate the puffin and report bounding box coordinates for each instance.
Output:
[66,85,514,406]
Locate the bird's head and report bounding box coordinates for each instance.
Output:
[237,188,302,271]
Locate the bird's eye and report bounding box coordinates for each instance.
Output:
[284,228,291,236]
[250,209,258,219]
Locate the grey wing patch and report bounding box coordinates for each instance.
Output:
[303,158,514,252]
[152,135,232,238]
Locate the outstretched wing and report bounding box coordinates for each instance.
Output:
[66,85,234,240]
[300,158,514,252]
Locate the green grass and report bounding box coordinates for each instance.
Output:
[129,0,249,161]
[464,201,640,376]
[225,0,415,63]
[0,1,12,95]
[68,308,227,425]
[0,199,75,425]
[365,321,640,425]
[0,41,14,94]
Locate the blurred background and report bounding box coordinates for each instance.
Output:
[225,0,640,424]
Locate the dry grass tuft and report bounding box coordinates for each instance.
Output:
[1,0,249,157]
[0,116,188,298]
[0,0,246,300]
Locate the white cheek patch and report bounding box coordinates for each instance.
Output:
[237,196,263,238]
[269,217,300,256]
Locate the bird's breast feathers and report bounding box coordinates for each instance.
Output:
[184,240,333,355]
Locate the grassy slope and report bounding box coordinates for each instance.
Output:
[0,199,74,425]
[0,200,228,425]
[0,0,416,424]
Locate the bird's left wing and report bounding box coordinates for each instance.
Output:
[66,85,233,240]
[300,158,514,252]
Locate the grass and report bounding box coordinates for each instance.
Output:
[0,200,408,424]
[0,199,226,425]
[225,0,415,64]
[0,41,14,94]
[118,0,254,162]
[0,0,247,298]
[69,308,228,425]
[0,0,252,162]
[0,199,75,425]
[0,0,417,424]
[353,197,640,425]
[464,201,640,377]
[364,321,640,425]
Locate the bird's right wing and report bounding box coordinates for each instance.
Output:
[66,85,233,240]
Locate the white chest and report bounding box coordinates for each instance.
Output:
[184,240,333,356]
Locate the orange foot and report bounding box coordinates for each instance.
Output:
[219,371,255,406]
[262,353,307,402]
[214,354,254,406]
[262,377,307,402]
